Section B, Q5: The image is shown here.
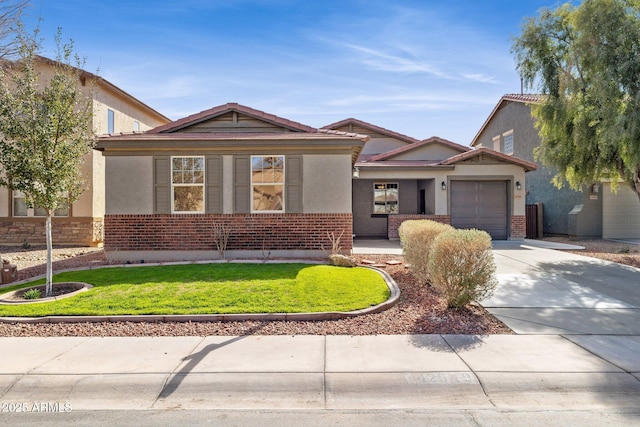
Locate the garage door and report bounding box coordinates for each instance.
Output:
[450,181,508,239]
[602,183,640,239]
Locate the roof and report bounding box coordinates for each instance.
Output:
[441,147,538,172]
[322,118,421,145]
[33,56,170,124]
[148,102,316,134]
[470,93,542,147]
[367,136,470,162]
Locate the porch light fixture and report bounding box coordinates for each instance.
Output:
[352,167,359,178]
[441,181,446,190]
[515,181,522,190]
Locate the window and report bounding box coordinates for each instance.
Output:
[133,120,140,132]
[373,183,398,214]
[12,191,69,217]
[251,155,284,212]
[503,130,514,155]
[171,156,205,213]
[107,109,115,134]
[492,135,500,152]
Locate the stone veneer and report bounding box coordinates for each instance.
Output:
[0,218,103,246]
[104,213,353,253]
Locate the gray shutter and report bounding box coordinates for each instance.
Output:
[154,156,170,214]
[234,155,250,213]
[206,155,223,213]
[286,155,303,213]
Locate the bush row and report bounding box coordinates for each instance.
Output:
[398,220,497,308]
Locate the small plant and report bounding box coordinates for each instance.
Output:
[212,223,231,260]
[23,288,41,300]
[21,239,31,250]
[321,230,345,256]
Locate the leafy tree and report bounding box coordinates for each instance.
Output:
[0,27,95,296]
[513,0,640,202]
[0,0,29,59]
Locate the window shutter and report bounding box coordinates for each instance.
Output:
[206,155,223,213]
[286,155,303,213]
[234,156,250,213]
[153,156,170,214]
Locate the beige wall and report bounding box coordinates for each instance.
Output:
[105,156,154,214]
[603,183,640,239]
[392,144,464,161]
[0,187,7,216]
[303,155,352,213]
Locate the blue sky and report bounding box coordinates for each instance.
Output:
[23,0,561,144]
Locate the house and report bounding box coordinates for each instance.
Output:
[95,103,369,261]
[325,119,537,241]
[0,56,170,246]
[471,94,640,239]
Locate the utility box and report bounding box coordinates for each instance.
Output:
[1,262,17,284]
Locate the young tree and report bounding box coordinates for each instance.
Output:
[0,27,95,296]
[513,0,640,202]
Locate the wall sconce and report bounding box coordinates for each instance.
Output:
[441,181,447,190]
[515,181,522,191]
[352,167,359,178]
[591,183,599,193]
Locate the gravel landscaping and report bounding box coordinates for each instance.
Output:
[0,238,636,337]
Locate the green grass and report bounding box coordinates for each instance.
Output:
[0,263,390,317]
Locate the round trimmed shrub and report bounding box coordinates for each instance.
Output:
[398,220,453,283]
[428,228,497,308]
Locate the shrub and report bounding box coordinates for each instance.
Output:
[23,288,41,300]
[428,228,497,308]
[398,220,453,282]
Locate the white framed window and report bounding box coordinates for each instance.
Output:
[251,155,284,212]
[107,109,115,134]
[373,183,398,214]
[503,130,514,155]
[133,120,140,132]
[12,191,69,217]
[171,156,205,213]
[492,135,500,152]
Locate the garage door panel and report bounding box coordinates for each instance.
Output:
[450,181,508,240]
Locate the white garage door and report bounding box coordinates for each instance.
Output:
[603,184,640,239]
[450,181,508,240]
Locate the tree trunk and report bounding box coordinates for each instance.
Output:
[45,212,53,297]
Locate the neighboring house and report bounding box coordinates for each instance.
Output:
[325,118,537,241]
[471,94,640,239]
[95,103,368,262]
[0,56,170,246]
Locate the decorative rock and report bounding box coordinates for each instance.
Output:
[328,254,358,267]
[385,260,402,265]
[359,259,376,265]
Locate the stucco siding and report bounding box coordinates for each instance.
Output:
[105,156,154,214]
[603,184,640,239]
[360,137,408,155]
[0,187,7,217]
[303,155,352,213]
[392,145,463,161]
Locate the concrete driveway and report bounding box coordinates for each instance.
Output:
[486,240,640,335]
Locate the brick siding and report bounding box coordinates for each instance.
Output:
[104,213,353,252]
[0,218,103,246]
[387,215,451,240]
[510,215,526,239]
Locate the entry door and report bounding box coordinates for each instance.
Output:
[450,181,508,239]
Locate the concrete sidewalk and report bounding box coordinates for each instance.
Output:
[0,334,639,414]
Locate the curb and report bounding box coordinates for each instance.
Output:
[0,263,400,324]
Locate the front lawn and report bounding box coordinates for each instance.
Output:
[0,263,389,317]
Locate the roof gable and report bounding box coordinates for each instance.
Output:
[369,136,470,162]
[470,93,542,147]
[442,147,538,172]
[323,118,420,145]
[149,103,316,134]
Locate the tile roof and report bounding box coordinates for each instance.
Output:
[367,136,470,162]
[322,118,421,145]
[441,147,538,172]
[148,102,317,134]
[470,93,543,147]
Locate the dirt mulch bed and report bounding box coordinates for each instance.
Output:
[0,250,512,337]
[542,237,640,269]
